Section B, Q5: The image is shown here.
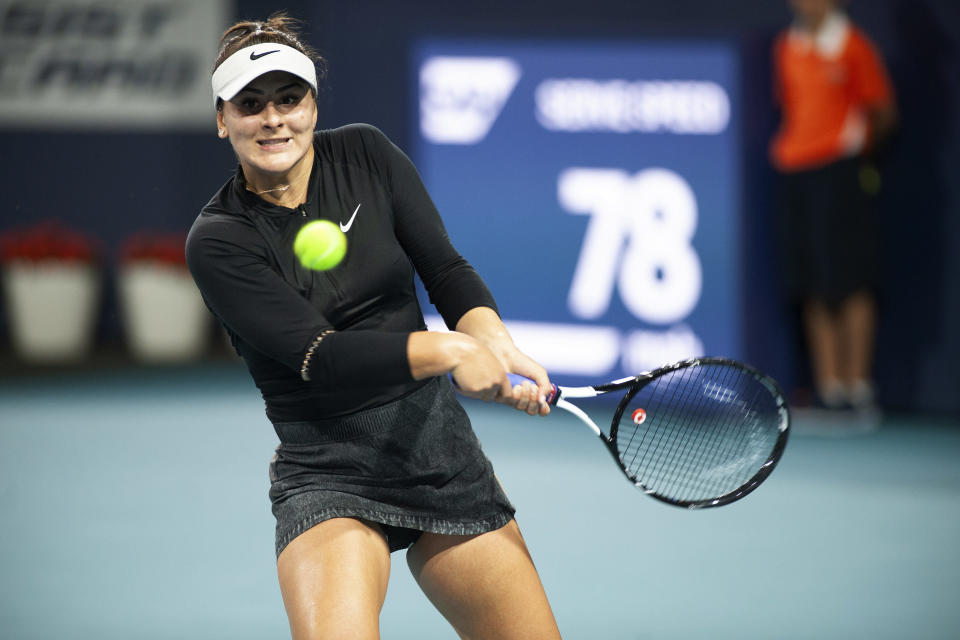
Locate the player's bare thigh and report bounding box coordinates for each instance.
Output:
[406,519,562,640]
[277,518,391,640]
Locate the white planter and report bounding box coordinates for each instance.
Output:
[2,260,101,363]
[118,262,210,363]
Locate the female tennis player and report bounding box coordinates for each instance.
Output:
[185,13,562,640]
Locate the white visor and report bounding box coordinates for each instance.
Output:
[211,43,317,108]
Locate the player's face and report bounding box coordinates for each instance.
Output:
[217,71,317,179]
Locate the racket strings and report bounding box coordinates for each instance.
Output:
[615,364,780,504]
[683,370,777,500]
[647,367,735,499]
[620,369,703,491]
[685,369,776,498]
[622,372,684,474]
[693,382,770,498]
[674,365,757,498]
[624,371,701,487]
[638,371,707,491]
[656,367,734,497]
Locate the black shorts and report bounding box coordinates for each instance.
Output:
[268,376,515,556]
[777,157,878,307]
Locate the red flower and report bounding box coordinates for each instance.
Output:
[0,221,98,263]
[119,232,188,266]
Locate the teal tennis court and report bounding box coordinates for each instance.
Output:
[1,364,958,639]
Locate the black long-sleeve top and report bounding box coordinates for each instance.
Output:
[186,124,497,423]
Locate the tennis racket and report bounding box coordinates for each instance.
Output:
[510,357,789,508]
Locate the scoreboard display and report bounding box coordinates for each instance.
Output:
[414,40,742,385]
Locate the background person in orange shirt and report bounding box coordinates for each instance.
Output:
[771,0,897,411]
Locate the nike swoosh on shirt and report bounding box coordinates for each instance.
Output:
[249,50,280,60]
[340,204,361,232]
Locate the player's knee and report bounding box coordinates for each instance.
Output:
[290,607,379,640]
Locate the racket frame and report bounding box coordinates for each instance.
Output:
[548,357,790,509]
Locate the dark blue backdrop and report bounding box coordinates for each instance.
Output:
[1,0,958,415]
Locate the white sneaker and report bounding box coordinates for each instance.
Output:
[817,381,848,410]
[847,380,878,412]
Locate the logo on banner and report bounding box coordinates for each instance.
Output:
[535,79,730,134]
[0,0,227,129]
[419,56,521,144]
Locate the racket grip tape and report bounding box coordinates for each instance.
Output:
[507,373,559,405]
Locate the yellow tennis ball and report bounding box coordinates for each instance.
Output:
[294,220,347,270]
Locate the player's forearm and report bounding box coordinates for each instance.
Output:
[454,306,514,352]
[455,307,551,398]
[303,330,414,387]
[407,330,487,380]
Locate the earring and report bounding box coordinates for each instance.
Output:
[218,128,226,137]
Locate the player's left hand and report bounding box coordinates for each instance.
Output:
[452,307,551,416]
[493,348,551,416]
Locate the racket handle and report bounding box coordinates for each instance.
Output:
[507,373,559,405]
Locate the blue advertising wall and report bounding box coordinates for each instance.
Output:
[414,40,741,385]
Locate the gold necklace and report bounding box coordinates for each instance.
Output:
[247,183,291,195]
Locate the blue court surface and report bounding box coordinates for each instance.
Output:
[1,363,958,639]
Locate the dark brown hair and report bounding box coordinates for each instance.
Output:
[213,12,327,108]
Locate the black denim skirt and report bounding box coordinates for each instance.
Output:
[268,376,515,556]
